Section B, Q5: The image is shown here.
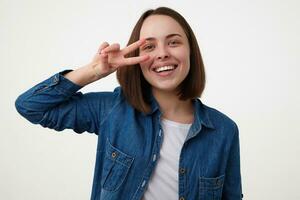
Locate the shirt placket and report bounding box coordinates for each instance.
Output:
[132,115,164,200]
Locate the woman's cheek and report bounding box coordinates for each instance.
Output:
[142,54,154,68]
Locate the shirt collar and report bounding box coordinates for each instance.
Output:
[147,91,215,130]
[192,98,215,129]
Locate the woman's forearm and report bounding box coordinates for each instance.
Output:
[63,63,101,87]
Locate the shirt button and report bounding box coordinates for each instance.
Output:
[111,152,117,158]
[158,129,162,136]
[53,75,59,83]
[216,179,223,186]
[141,180,146,187]
[179,168,186,174]
[179,197,185,200]
[152,154,157,162]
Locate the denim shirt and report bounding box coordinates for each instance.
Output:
[15,70,243,200]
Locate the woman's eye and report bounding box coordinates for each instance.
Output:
[143,45,154,51]
[169,40,180,46]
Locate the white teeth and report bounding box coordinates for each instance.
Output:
[154,65,175,73]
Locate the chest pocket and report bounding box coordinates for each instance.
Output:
[199,174,225,200]
[101,139,134,192]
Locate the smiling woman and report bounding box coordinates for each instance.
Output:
[139,15,191,98]
[15,6,243,200]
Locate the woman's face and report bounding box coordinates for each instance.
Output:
[139,15,190,93]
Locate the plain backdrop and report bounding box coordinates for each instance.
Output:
[1,0,299,199]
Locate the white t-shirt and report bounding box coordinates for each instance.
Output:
[142,118,192,200]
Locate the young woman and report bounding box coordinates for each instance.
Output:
[15,7,243,200]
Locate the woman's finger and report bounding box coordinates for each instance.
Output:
[122,39,146,55]
[101,43,120,53]
[100,53,108,59]
[122,54,149,66]
[98,42,109,54]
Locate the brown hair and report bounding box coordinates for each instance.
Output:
[116,7,206,114]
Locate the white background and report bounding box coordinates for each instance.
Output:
[1,0,299,199]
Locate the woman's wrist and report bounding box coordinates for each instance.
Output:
[64,64,101,86]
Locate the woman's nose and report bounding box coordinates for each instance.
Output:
[156,47,170,60]
[158,54,169,60]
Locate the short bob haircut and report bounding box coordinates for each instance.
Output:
[117,7,206,114]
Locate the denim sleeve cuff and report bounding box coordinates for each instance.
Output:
[49,69,83,96]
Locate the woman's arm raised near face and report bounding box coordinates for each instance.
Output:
[15,39,149,134]
[64,39,149,86]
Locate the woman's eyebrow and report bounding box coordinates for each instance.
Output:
[145,33,182,41]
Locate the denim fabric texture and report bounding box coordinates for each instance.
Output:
[15,70,243,200]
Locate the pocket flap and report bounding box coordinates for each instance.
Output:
[199,174,225,189]
[105,139,134,167]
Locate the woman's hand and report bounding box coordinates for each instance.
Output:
[90,39,149,79]
[63,39,149,86]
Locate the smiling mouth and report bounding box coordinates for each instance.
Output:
[152,65,178,73]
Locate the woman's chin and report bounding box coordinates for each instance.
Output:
[151,84,178,93]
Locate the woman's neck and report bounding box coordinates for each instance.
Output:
[152,88,194,124]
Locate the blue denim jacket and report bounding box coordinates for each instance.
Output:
[15,70,243,200]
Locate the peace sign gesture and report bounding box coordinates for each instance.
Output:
[90,39,149,79]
